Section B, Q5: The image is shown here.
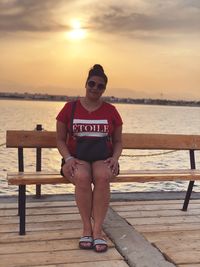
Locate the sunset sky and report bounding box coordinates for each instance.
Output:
[0,0,200,100]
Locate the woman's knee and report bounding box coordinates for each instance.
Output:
[74,169,92,188]
[62,163,92,186]
[93,168,112,186]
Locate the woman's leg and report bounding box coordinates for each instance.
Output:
[62,161,93,247]
[92,161,114,251]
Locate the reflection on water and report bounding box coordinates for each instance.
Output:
[0,99,200,195]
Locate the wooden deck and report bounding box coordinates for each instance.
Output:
[0,196,200,267]
[0,198,128,267]
[111,199,200,267]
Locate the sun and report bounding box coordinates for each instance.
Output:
[66,19,86,40]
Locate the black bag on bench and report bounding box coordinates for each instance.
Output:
[76,136,109,162]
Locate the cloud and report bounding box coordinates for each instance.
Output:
[1,0,200,40]
[88,1,200,39]
[0,0,71,35]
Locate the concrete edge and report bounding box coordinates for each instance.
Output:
[103,207,176,267]
[0,191,200,203]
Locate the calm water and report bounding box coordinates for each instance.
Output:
[0,99,200,195]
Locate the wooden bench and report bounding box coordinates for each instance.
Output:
[6,129,200,235]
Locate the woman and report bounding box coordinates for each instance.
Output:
[56,64,123,252]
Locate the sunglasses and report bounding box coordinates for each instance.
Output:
[87,80,106,91]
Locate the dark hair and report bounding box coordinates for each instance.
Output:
[86,64,108,85]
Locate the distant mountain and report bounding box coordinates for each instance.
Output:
[0,80,199,101]
[1,92,200,107]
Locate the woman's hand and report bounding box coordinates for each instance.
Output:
[104,157,119,175]
[64,157,83,177]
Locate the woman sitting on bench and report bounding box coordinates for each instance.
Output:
[56,64,123,252]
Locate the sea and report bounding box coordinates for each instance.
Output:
[0,99,200,195]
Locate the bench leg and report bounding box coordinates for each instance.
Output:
[19,185,26,235]
[18,188,20,216]
[182,181,194,211]
[36,185,41,198]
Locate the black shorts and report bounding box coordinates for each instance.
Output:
[60,158,120,177]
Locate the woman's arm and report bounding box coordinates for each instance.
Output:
[104,125,123,175]
[56,120,71,160]
[112,125,123,160]
[56,120,82,177]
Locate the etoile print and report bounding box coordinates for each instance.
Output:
[73,119,109,137]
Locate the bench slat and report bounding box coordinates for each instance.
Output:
[7,169,200,176]
[6,131,200,149]
[7,169,200,185]
[123,133,200,149]
[6,131,56,148]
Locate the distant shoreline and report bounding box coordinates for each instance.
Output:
[0,92,200,107]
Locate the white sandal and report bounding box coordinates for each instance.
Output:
[93,238,108,252]
[79,236,93,249]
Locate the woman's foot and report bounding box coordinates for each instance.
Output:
[79,236,93,249]
[93,238,108,252]
[79,224,93,249]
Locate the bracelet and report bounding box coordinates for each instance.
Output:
[65,156,74,163]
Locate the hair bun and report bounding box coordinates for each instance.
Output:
[86,63,108,85]
[93,64,104,73]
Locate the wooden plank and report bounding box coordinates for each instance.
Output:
[0,238,80,254]
[0,228,83,243]
[117,209,200,218]
[0,200,76,209]
[7,174,70,185]
[0,248,122,267]
[154,239,200,253]
[114,172,200,182]
[6,131,200,149]
[9,169,200,177]
[7,171,62,176]
[6,130,57,148]
[143,230,200,243]
[0,213,81,224]
[158,249,200,265]
[134,223,200,232]
[178,265,200,267]
[7,202,195,217]
[0,220,83,233]
[127,215,200,225]
[0,206,79,216]
[7,169,200,185]
[112,203,200,211]
[110,200,200,206]
[29,260,129,267]
[122,133,200,149]
[2,199,200,210]
[0,228,107,244]
[118,169,200,175]
[0,238,113,254]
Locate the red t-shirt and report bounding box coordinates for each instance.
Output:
[56,99,123,156]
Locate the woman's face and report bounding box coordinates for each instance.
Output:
[85,76,106,100]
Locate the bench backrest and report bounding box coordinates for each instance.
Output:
[6,130,200,150]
